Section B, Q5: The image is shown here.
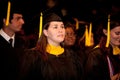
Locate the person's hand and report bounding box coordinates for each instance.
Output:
[111,73,120,80]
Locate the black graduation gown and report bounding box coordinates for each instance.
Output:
[19,48,83,80]
[84,48,111,80]
[0,35,25,80]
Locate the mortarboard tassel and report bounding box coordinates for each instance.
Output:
[106,14,110,47]
[88,22,92,46]
[74,18,79,30]
[6,1,11,26]
[85,22,93,47]
[39,12,43,38]
[85,25,89,46]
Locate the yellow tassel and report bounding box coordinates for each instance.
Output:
[46,44,64,56]
[88,22,92,46]
[6,1,11,26]
[39,12,43,38]
[106,14,110,47]
[85,25,89,46]
[74,18,79,30]
[85,23,93,47]
[113,46,120,55]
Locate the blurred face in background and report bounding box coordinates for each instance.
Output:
[9,13,24,32]
[110,26,120,47]
[64,27,76,46]
[3,13,24,32]
[104,26,120,47]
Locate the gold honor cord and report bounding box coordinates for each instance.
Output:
[106,14,110,47]
[6,1,11,26]
[39,12,43,38]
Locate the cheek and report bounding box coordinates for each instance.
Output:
[111,33,118,39]
[110,34,120,45]
[47,32,53,37]
[110,34,116,41]
[63,31,66,37]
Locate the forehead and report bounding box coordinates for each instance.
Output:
[111,26,120,31]
[49,21,64,25]
[66,27,74,31]
[13,13,23,18]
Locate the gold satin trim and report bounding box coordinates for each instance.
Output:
[113,46,120,55]
[94,45,120,55]
[46,44,64,56]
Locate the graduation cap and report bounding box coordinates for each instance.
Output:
[10,1,24,18]
[38,12,63,38]
[4,1,24,16]
[1,0,24,24]
[43,12,62,29]
[102,13,120,30]
[110,14,120,29]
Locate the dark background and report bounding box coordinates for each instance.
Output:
[0,0,120,35]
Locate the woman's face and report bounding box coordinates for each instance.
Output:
[44,21,65,46]
[64,27,76,46]
[110,26,120,47]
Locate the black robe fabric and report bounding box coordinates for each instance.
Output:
[0,35,26,80]
[19,48,83,80]
[84,47,120,80]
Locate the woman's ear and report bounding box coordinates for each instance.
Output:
[43,29,48,36]
[103,29,107,36]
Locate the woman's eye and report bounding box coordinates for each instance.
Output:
[61,26,64,28]
[53,26,57,29]
[115,32,120,35]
